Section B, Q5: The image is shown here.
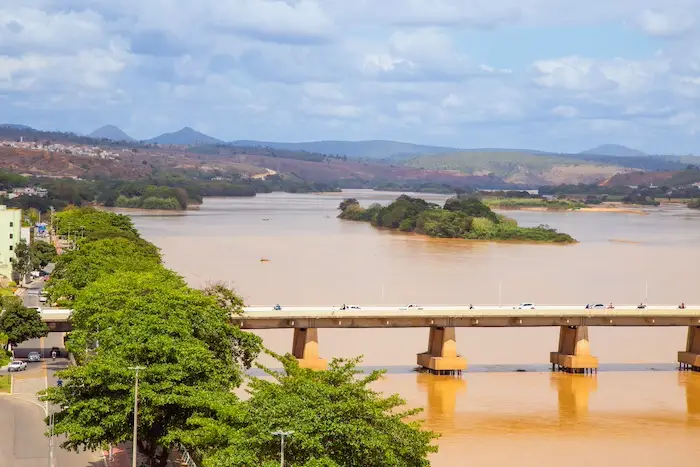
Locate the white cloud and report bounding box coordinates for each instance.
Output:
[634,8,697,37]
[2,0,700,152]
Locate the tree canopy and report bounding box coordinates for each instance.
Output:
[43,269,262,467]
[10,239,34,282]
[179,355,438,467]
[0,296,48,347]
[45,237,162,304]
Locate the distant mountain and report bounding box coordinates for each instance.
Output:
[580,144,647,158]
[146,127,223,145]
[0,123,33,130]
[229,139,463,160]
[89,125,134,141]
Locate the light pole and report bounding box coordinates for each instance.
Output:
[272,430,293,467]
[128,366,145,467]
[48,409,55,467]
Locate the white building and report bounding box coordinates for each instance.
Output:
[0,205,22,280]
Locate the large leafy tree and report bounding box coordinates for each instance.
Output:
[45,237,161,304]
[10,239,37,282]
[0,296,49,348]
[30,241,58,269]
[180,355,439,467]
[41,269,262,467]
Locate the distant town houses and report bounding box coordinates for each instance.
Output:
[1,139,120,160]
[0,187,48,199]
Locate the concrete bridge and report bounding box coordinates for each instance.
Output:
[39,304,700,374]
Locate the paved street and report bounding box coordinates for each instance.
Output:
[21,278,47,309]
[1,334,105,467]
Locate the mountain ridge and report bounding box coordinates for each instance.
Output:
[145,127,224,145]
[89,125,134,141]
[580,144,647,158]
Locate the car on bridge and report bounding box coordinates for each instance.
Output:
[339,305,361,310]
[515,303,536,309]
[8,360,27,372]
[400,304,424,311]
[586,303,605,309]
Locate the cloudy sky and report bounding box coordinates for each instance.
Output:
[1,1,700,153]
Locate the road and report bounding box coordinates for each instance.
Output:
[1,333,104,467]
[21,278,47,309]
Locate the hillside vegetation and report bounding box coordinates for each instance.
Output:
[404,151,627,185]
[338,195,576,243]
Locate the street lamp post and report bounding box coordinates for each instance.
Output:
[271,430,293,467]
[128,366,145,467]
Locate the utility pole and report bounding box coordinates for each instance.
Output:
[128,366,145,467]
[48,409,55,467]
[272,430,293,467]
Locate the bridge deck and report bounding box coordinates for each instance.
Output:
[40,305,700,329]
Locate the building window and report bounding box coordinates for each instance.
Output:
[9,246,12,251]
[9,234,12,239]
[9,222,13,227]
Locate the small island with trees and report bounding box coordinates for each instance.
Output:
[338,195,577,243]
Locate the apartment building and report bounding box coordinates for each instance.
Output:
[0,205,22,280]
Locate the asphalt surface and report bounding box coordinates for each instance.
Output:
[1,334,104,467]
[21,278,47,309]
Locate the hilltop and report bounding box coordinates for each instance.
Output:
[89,125,134,141]
[145,127,224,145]
[580,144,647,158]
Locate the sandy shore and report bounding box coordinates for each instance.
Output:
[493,204,648,215]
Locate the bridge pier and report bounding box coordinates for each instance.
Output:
[678,326,700,372]
[550,326,598,374]
[417,327,467,375]
[292,328,327,370]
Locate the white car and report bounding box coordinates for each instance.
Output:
[586,303,605,309]
[515,303,536,310]
[339,305,361,310]
[400,304,423,311]
[8,361,27,372]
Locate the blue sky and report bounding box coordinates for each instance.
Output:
[1,1,699,154]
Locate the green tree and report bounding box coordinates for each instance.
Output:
[181,355,438,467]
[30,241,57,268]
[0,296,49,348]
[41,269,262,467]
[10,239,37,282]
[45,237,161,304]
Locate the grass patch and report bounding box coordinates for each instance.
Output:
[482,197,586,210]
[0,375,10,393]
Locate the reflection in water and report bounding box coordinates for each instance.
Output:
[127,193,700,467]
[551,373,597,422]
[416,373,467,425]
[679,371,700,422]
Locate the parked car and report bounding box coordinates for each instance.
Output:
[8,361,27,372]
[39,295,48,303]
[27,352,41,362]
[515,303,536,310]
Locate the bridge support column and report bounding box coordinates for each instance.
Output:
[292,328,327,370]
[550,326,598,374]
[678,326,700,371]
[417,327,467,375]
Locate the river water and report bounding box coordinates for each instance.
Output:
[125,191,700,466]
